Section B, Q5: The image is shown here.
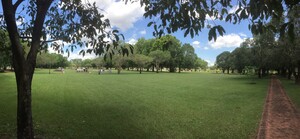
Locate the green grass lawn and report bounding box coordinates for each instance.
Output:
[0,69,268,138]
[280,78,300,109]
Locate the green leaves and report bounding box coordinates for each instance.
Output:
[143,0,229,39]
[141,0,299,42]
[147,21,154,27]
[208,25,226,41]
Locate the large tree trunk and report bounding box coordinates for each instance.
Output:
[139,67,142,74]
[178,65,181,73]
[118,68,121,74]
[2,1,53,138]
[169,65,175,72]
[15,65,34,139]
[156,63,159,73]
[258,68,262,78]
[152,65,155,72]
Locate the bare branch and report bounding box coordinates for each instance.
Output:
[13,0,24,12]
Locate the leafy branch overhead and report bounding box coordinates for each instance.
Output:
[1,0,127,59]
[137,0,299,41]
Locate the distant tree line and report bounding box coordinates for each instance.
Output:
[36,52,69,69]
[68,35,208,74]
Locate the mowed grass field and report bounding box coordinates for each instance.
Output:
[0,69,269,138]
[280,78,300,108]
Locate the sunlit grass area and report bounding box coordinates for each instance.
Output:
[0,69,268,138]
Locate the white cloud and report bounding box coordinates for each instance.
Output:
[47,46,58,54]
[192,41,201,48]
[239,33,247,37]
[91,0,144,31]
[208,33,244,49]
[46,40,67,54]
[64,51,97,61]
[140,30,146,35]
[205,14,218,20]
[128,38,137,45]
[204,47,209,50]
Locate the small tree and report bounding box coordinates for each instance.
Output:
[132,54,153,74]
[112,55,127,74]
[92,57,105,69]
[149,50,171,73]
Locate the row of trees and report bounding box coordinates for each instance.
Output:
[216,33,300,82]
[36,53,69,69]
[216,6,300,83]
[110,35,208,74]
[0,34,208,74]
[68,35,208,74]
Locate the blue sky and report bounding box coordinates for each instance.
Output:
[94,0,253,66]
[1,0,253,66]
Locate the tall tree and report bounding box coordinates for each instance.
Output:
[153,35,181,72]
[216,51,231,74]
[181,44,197,71]
[0,1,127,137]
[230,39,253,74]
[252,30,276,78]
[287,4,300,84]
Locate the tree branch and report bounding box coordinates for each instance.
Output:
[41,39,61,45]
[13,0,24,12]
[19,36,32,39]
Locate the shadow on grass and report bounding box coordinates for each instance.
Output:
[218,74,270,85]
[34,103,148,138]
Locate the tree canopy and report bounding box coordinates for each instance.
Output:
[137,0,299,41]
